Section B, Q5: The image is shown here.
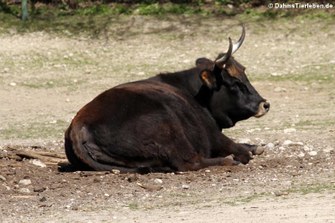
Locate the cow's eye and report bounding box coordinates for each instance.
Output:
[236,82,249,93]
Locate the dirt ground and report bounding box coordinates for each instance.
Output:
[0,16,334,222]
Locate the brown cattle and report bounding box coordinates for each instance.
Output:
[64,26,270,173]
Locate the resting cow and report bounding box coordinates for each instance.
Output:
[64,26,270,173]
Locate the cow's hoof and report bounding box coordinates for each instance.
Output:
[223,155,240,166]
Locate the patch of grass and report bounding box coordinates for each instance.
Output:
[253,64,335,84]
[0,120,68,140]
[269,73,334,84]
[134,3,202,15]
[76,4,112,16]
[127,202,139,210]
[294,119,335,129]
[221,183,335,206]
[222,192,268,206]
[239,7,335,22]
[19,78,85,90]
[288,183,335,195]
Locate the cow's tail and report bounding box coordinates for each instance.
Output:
[64,124,140,173]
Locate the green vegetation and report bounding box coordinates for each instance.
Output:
[0,1,334,35]
[222,182,335,206]
[252,63,335,85]
[294,119,335,130]
[222,192,268,206]
[1,119,68,140]
[288,183,335,195]
[127,202,140,210]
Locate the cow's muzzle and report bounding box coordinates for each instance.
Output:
[254,101,270,118]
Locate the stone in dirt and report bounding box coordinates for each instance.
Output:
[0,175,6,181]
[283,128,297,134]
[19,179,32,186]
[154,179,163,184]
[29,159,47,168]
[18,188,31,194]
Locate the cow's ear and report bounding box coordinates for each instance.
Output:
[200,69,217,90]
[196,58,214,70]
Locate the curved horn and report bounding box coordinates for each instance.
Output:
[232,25,245,54]
[215,37,233,65]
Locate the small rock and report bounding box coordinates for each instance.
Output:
[308,151,318,156]
[271,72,282,77]
[283,128,296,134]
[254,146,265,155]
[323,146,334,153]
[205,169,211,173]
[274,87,287,92]
[282,140,304,147]
[238,138,251,144]
[9,82,17,87]
[18,188,31,194]
[93,178,101,183]
[265,143,275,149]
[29,159,46,168]
[71,205,79,211]
[303,145,313,151]
[282,140,293,146]
[19,179,32,186]
[0,175,6,181]
[181,184,190,189]
[279,146,286,151]
[298,152,305,158]
[154,178,163,184]
[274,191,289,196]
[34,187,46,193]
[39,196,47,202]
[127,174,139,183]
[111,169,120,174]
[137,182,162,191]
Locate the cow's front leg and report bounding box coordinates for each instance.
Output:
[231,144,252,164]
[213,134,252,164]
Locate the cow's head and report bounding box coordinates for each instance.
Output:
[197,26,270,129]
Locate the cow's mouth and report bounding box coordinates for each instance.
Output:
[254,101,270,118]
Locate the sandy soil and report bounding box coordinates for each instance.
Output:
[0,15,334,222]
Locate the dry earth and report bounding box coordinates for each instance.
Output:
[0,15,334,222]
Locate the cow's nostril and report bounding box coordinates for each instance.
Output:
[263,102,270,111]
